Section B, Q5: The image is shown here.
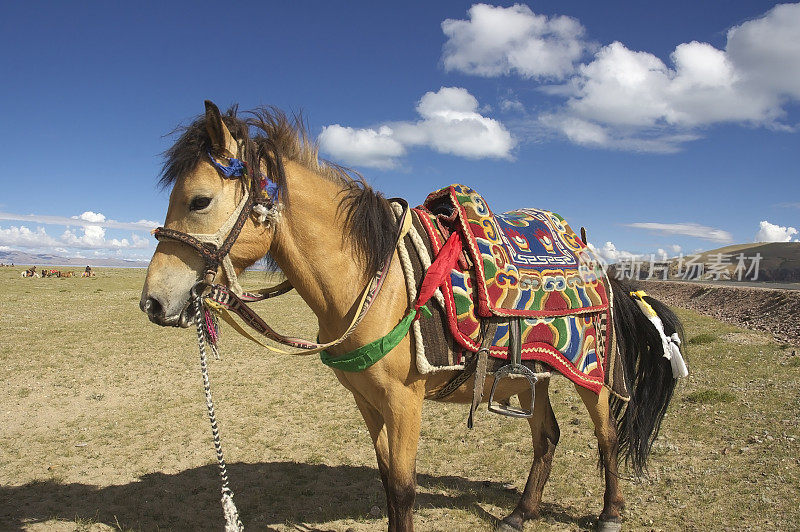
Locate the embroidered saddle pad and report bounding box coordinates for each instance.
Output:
[414,184,613,393]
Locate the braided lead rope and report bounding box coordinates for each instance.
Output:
[194,298,244,532]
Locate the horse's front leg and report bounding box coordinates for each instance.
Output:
[345,373,425,531]
[353,393,394,523]
[380,382,424,532]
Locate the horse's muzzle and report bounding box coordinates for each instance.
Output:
[141,296,192,328]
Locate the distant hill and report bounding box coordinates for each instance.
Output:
[609,242,800,283]
[0,249,149,268]
[674,242,800,282]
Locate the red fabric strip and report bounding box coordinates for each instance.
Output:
[415,231,462,312]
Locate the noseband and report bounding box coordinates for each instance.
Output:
[152,149,277,294]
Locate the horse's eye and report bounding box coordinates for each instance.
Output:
[189,196,212,211]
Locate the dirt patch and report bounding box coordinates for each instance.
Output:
[639,280,800,346]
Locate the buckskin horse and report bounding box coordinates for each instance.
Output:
[141,102,686,531]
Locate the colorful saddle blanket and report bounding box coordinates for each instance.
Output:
[416,184,612,393]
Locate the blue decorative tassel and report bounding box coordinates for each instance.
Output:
[208,151,246,178]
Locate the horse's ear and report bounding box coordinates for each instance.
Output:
[204,100,236,155]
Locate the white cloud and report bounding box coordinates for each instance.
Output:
[625,222,733,243]
[0,226,60,248]
[131,234,149,247]
[726,3,800,101]
[499,98,525,112]
[588,241,640,264]
[393,87,515,158]
[61,226,150,250]
[671,244,682,254]
[320,87,514,168]
[755,220,799,242]
[133,219,160,228]
[74,211,106,223]
[0,209,153,255]
[550,39,781,132]
[317,125,405,169]
[441,4,588,79]
[62,226,107,248]
[0,212,158,231]
[447,3,800,151]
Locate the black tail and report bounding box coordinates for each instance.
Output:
[609,278,684,474]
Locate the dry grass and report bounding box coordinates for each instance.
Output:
[1,268,798,531]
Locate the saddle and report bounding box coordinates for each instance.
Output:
[413,185,613,420]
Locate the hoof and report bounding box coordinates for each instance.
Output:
[597,518,622,532]
[496,517,524,532]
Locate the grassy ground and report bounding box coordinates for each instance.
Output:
[1,267,798,531]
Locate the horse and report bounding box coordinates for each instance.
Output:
[21,267,39,278]
[141,102,684,531]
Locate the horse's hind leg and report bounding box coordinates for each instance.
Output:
[499,377,559,531]
[576,385,624,531]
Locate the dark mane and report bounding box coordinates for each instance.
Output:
[159,105,398,275]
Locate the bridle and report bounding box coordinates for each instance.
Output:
[151,146,278,295]
[151,142,412,354]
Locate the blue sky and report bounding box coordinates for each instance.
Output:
[0,1,798,264]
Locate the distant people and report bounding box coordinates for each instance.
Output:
[83,265,94,277]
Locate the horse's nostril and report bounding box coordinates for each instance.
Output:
[145,296,165,319]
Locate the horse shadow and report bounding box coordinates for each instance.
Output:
[0,461,596,530]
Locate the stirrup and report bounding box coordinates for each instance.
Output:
[487,318,537,418]
[487,363,537,418]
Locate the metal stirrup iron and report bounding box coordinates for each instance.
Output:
[487,318,538,418]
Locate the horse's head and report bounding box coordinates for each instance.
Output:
[141,101,279,327]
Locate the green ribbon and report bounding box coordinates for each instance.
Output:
[319,305,431,372]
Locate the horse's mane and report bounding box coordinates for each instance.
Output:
[159,105,398,275]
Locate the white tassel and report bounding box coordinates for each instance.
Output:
[222,490,243,532]
[252,204,269,224]
[667,333,689,378]
[635,301,689,379]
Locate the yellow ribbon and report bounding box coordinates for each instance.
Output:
[629,290,658,318]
